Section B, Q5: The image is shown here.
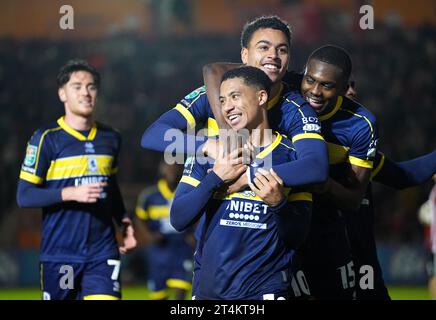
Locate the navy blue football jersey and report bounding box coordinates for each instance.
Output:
[314,95,378,228]
[179,133,312,299]
[19,117,124,262]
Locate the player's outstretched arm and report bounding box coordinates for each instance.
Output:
[272,138,329,187]
[141,109,206,154]
[373,150,436,189]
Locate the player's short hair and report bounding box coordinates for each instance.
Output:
[221,66,272,96]
[57,59,100,89]
[308,45,352,82]
[240,15,292,48]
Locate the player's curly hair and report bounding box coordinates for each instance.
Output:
[240,15,292,49]
[57,59,100,89]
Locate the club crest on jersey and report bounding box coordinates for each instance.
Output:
[184,86,205,100]
[242,190,257,197]
[87,157,98,173]
[85,142,95,153]
[183,156,194,175]
[24,145,38,167]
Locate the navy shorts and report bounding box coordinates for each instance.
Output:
[40,256,122,300]
[343,203,390,300]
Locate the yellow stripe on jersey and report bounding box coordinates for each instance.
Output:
[19,171,44,185]
[166,279,192,291]
[46,155,114,181]
[319,96,343,121]
[148,205,169,219]
[157,179,175,200]
[290,99,302,109]
[83,295,119,300]
[340,108,375,140]
[256,133,282,159]
[174,104,196,129]
[35,127,63,173]
[292,133,324,143]
[327,142,349,165]
[57,117,97,141]
[135,207,148,220]
[180,176,200,187]
[206,117,219,137]
[288,192,313,202]
[216,189,309,203]
[214,192,263,201]
[348,156,373,169]
[371,153,385,180]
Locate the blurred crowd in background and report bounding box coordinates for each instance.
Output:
[0,0,435,285]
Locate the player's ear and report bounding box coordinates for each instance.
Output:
[58,87,67,102]
[258,90,268,106]
[241,48,248,64]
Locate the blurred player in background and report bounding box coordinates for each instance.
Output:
[170,66,312,300]
[418,174,436,300]
[16,59,136,300]
[135,161,195,300]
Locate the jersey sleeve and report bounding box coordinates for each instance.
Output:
[173,86,212,130]
[282,92,324,144]
[271,92,329,187]
[372,150,436,189]
[348,114,378,169]
[141,86,214,153]
[179,154,210,188]
[171,156,223,231]
[19,129,53,185]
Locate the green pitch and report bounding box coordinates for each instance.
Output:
[0,286,431,300]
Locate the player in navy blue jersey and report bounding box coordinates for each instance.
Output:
[291,45,379,300]
[171,66,312,300]
[299,46,434,299]
[141,15,328,189]
[16,59,136,300]
[204,51,436,300]
[135,161,194,300]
